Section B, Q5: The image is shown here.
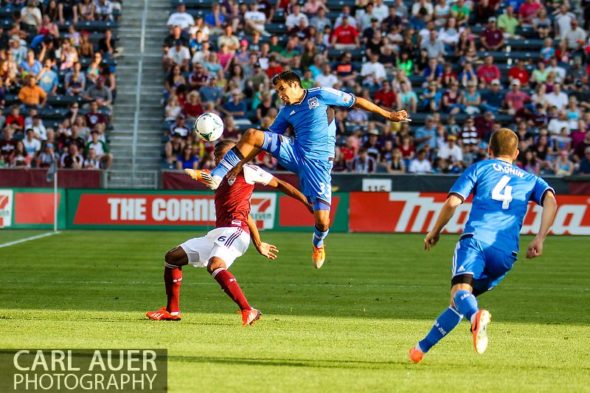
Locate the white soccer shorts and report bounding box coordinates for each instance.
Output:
[179,227,250,269]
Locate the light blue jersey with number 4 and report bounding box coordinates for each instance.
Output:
[450,159,554,252]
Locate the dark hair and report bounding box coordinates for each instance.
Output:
[214,139,235,154]
[271,71,302,87]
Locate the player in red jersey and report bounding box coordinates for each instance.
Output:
[147,141,311,325]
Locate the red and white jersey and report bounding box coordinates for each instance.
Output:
[215,164,273,233]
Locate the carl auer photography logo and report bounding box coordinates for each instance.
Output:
[0,349,167,392]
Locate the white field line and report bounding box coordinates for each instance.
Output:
[0,232,60,249]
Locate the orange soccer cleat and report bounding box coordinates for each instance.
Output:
[241,308,262,326]
[471,309,492,354]
[312,245,326,269]
[146,307,181,321]
[408,346,425,364]
[184,169,221,190]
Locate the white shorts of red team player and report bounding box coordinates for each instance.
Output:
[179,227,251,269]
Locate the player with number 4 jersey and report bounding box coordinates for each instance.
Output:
[146,141,311,325]
[409,128,558,363]
[191,71,410,268]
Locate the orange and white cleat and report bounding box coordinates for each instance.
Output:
[146,307,181,321]
[408,346,425,364]
[312,245,326,269]
[471,309,492,354]
[184,169,221,190]
[241,308,262,326]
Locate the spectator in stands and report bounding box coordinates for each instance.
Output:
[6,106,25,133]
[554,150,575,176]
[205,3,225,34]
[30,115,47,140]
[183,91,204,121]
[331,16,359,50]
[533,8,552,38]
[315,63,338,88]
[397,80,417,112]
[86,129,111,168]
[421,31,445,59]
[565,19,587,53]
[200,75,223,105]
[165,39,190,72]
[462,81,481,115]
[546,57,566,83]
[441,80,463,114]
[335,5,356,29]
[244,1,270,37]
[481,17,504,51]
[78,0,96,21]
[415,116,438,151]
[286,4,309,31]
[450,0,470,26]
[37,58,58,95]
[21,0,42,34]
[217,24,240,53]
[20,49,42,77]
[221,89,249,125]
[167,3,194,31]
[361,53,386,88]
[409,148,433,173]
[59,143,83,169]
[546,83,569,110]
[505,79,530,114]
[518,0,541,26]
[497,6,519,37]
[310,7,332,32]
[84,77,112,111]
[18,75,47,108]
[10,141,29,168]
[508,59,530,86]
[437,134,463,163]
[95,0,114,21]
[351,148,377,173]
[477,56,501,87]
[554,4,576,39]
[36,142,57,168]
[9,36,27,65]
[548,111,570,135]
[23,128,41,156]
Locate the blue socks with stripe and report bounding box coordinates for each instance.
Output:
[418,306,463,353]
[211,147,242,179]
[312,226,329,248]
[453,289,479,322]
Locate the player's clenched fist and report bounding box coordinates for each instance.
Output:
[389,110,410,122]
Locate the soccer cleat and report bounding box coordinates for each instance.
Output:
[183,169,221,190]
[471,309,492,354]
[146,307,181,321]
[241,308,262,326]
[312,245,326,269]
[408,346,425,364]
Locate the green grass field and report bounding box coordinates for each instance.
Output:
[0,230,589,392]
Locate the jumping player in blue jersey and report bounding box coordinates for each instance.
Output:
[409,128,558,363]
[192,71,410,268]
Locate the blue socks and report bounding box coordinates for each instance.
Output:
[418,306,463,353]
[312,226,329,248]
[453,289,479,321]
[211,148,242,178]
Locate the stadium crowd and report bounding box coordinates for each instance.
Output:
[162,0,590,176]
[0,0,120,170]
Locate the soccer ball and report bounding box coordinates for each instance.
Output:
[194,112,224,142]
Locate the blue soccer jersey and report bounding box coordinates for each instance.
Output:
[450,159,554,253]
[268,87,356,160]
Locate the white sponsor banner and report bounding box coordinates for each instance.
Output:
[0,189,13,228]
[362,178,392,192]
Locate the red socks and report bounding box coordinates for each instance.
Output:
[164,265,183,313]
[212,268,251,311]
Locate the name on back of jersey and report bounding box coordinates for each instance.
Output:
[492,163,525,178]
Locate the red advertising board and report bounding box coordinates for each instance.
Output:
[70,192,278,229]
[279,195,340,227]
[14,192,60,224]
[350,192,590,235]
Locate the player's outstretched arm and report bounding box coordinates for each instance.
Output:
[267,177,313,213]
[424,194,463,251]
[247,215,279,260]
[526,191,557,259]
[353,97,411,122]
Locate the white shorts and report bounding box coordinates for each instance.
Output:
[179,227,250,269]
